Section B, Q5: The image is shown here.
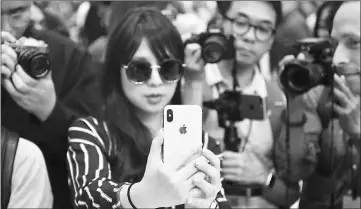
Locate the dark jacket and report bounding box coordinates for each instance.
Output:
[1,26,101,209]
[272,86,360,209]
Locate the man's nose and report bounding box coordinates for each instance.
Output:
[333,44,350,66]
[242,27,256,43]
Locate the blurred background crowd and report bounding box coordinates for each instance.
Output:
[28,0,340,77]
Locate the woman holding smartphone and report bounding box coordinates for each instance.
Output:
[66,7,224,209]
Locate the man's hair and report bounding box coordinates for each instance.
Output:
[216,1,283,27]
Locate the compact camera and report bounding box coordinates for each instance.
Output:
[184,29,235,63]
[8,43,50,79]
[279,38,335,95]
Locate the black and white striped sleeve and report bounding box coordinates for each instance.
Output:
[67,118,126,209]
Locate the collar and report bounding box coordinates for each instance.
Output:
[205,64,268,98]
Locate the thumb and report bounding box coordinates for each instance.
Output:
[148,128,164,163]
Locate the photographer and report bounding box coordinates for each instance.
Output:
[182,1,307,208]
[277,1,360,208]
[1,1,101,209]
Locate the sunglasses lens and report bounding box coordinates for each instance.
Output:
[126,61,151,83]
[160,60,183,82]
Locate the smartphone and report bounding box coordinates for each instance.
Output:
[163,105,203,167]
[239,94,267,120]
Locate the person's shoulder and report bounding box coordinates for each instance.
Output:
[69,117,111,151]
[70,116,104,133]
[15,138,46,169]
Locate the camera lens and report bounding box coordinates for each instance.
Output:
[18,48,50,79]
[166,109,173,122]
[202,35,228,63]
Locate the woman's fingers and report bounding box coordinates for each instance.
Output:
[175,158,199,181]
[192,176,217,198]
[171,146,202,172]
[187,171,207,198]
[202,149,220,170]
[195,156,220,188]
[148,129,164,164]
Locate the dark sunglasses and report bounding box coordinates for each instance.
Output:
[122,59,185,84]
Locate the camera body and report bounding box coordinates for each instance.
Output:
[8,43,50,79]
[184,29,235,63]
[279,38,335,95]
[203,91,266,126]
[203,91,265,151]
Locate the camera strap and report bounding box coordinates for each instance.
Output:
[265,80,286,141]
[1,127,20,209]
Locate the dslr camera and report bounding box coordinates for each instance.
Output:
[279,38,335,95]
[203,91,265,151]
[184,29,235,63]
[8,43,50,79]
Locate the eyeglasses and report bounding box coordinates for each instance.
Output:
[122,59,185,84]
[224,15,276,42]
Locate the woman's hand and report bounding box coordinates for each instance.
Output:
[332,74,360,138]
[131,129,201,208]
[186,149,222,208]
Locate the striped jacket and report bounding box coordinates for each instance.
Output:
[66,117,230,209]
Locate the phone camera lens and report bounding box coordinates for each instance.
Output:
[167,109,173,122]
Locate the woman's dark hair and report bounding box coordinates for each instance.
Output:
[108,1,169,33]
[313,1,343,37]
[101,7,183,161]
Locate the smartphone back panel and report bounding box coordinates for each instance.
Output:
[163,105,203,168]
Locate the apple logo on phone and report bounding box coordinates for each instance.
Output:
[179,124,187,134]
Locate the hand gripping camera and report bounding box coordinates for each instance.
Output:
[279,38,336,95]
[8,43,50,79]
[184,29,235,64]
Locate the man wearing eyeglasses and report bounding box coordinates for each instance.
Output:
[182,1,302,208]
[1,1,101,209]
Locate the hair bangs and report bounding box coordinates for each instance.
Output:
[138,9,184,63]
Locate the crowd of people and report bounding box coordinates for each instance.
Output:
[1,1,360,209]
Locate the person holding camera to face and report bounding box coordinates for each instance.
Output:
[275,1,360,208]
[182,1,310,209]
[1,1,101,209]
